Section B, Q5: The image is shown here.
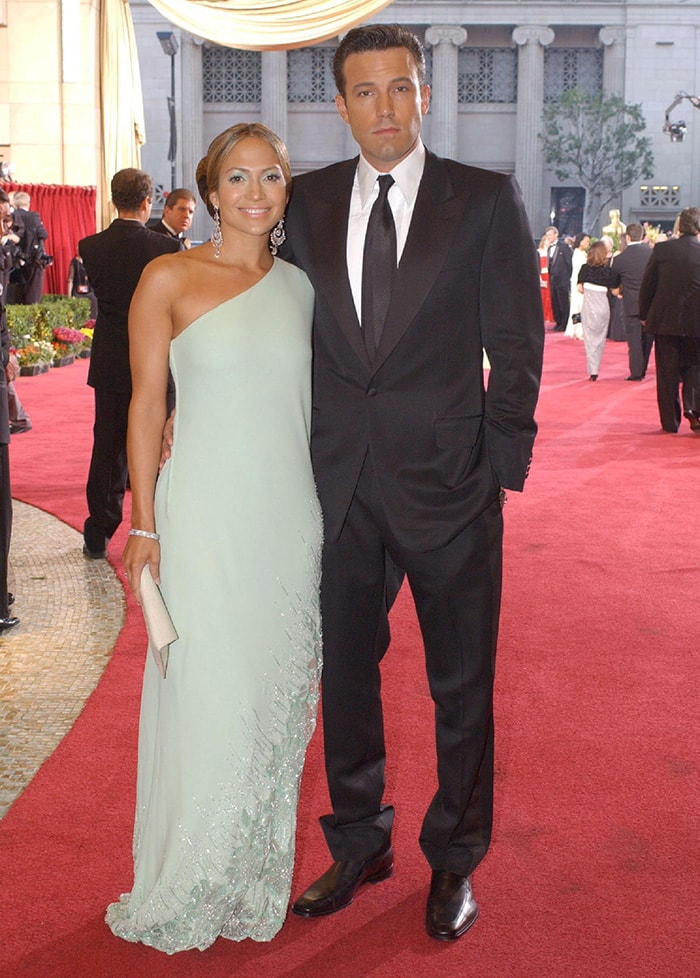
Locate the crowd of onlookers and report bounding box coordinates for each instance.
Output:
[538,208,700,435]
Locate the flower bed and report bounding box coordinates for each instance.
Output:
[6,298,93,374]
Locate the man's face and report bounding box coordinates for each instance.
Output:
[335,47,430,172]
[164,198,196,234]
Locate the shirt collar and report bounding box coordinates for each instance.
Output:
[162,219,179,237]
[357,140,426,209]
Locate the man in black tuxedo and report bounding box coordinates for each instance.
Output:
[148,188,196,248]
[286,26,543,940]
[639,206,700,432]
[611,224,653,381]
[80,169,180,558]
[545,225,572,331]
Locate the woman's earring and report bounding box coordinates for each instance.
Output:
[211,206,223,259]
[269,218,286,256]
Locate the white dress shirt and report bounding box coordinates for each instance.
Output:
[347,141,426,321]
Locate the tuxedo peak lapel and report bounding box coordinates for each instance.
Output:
[303,159,371,371]
[373,153,471,369]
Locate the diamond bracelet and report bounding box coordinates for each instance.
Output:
[128,528,160,541]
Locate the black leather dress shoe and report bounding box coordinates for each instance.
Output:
[82,544,106,560]
[425,871,478,941]
[685,411,700,432]
[292,844,393,918]
[0,616,20,631]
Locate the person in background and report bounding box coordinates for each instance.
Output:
[0,192,19,630]
[611,224,653,381]
[639,206,700,432]
[546,225,572,331]
[537,232,555,327]
[565,232,590,338]
[66,246,98,319]
[577,240,620,380]
[148,188,196,248]
[8,191,49,305]
[79,168,180,559]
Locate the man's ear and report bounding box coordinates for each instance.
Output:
[335,93,349,125]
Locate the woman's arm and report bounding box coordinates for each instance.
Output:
[122,256,176,604]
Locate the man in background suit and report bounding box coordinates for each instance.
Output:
[545,225,573,331]
[8,191,49,305]
[639,206,700,433]
[285,25,543,940]
[148,187,196,248]
[611,223,653,381]
[80,168,180,559]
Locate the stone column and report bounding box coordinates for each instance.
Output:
[599,26,626,97]
[179,35,205,238]
[180,34,203,187]
[512,26,555,230]
[425,26,467,159]
[262,50,288,145]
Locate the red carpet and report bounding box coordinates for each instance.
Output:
[1,339,698,977]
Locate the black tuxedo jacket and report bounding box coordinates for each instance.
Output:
[148,219,182,241]
[12,209,48,257]
[639,234,700,337]
[285,151,543,550]
[80,219,180,393]
[611,242,652,317]
[548,240,572,287]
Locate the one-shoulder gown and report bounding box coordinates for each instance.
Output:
[106,259,322,953]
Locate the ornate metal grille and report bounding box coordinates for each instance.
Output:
[202,46,261,103]
[153,183,167,208]
[640,185,681,207]
[543,48,603,102]
[288,47,336,102]
[458,48,517,103]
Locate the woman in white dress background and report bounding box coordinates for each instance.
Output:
[565,232,590,338]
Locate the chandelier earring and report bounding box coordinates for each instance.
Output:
[269,218,286,256]
[211,205,223,259]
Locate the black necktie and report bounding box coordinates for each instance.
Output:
[361,174,397,358]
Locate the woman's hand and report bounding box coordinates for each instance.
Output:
[160,409,176,471]
[123,536,160,605]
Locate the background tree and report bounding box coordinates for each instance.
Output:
[540,89,655,233]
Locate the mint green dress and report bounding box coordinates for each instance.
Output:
[106,259,322,953]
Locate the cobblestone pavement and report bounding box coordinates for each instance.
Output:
[0,501,125,817]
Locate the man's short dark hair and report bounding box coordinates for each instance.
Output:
[110,168,153,213]
[333,24,426,97]
[164,188,196,210]
[677,207,700,236]
[626,223,644,242]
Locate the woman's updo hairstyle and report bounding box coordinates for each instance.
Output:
[195,123,292,219]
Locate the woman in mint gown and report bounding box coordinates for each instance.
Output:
[106,124,322,953]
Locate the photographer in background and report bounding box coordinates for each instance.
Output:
[7,191,51,305]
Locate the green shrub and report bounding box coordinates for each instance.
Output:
[40,294,92,325]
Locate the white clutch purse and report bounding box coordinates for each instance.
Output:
[140,565,178,678]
